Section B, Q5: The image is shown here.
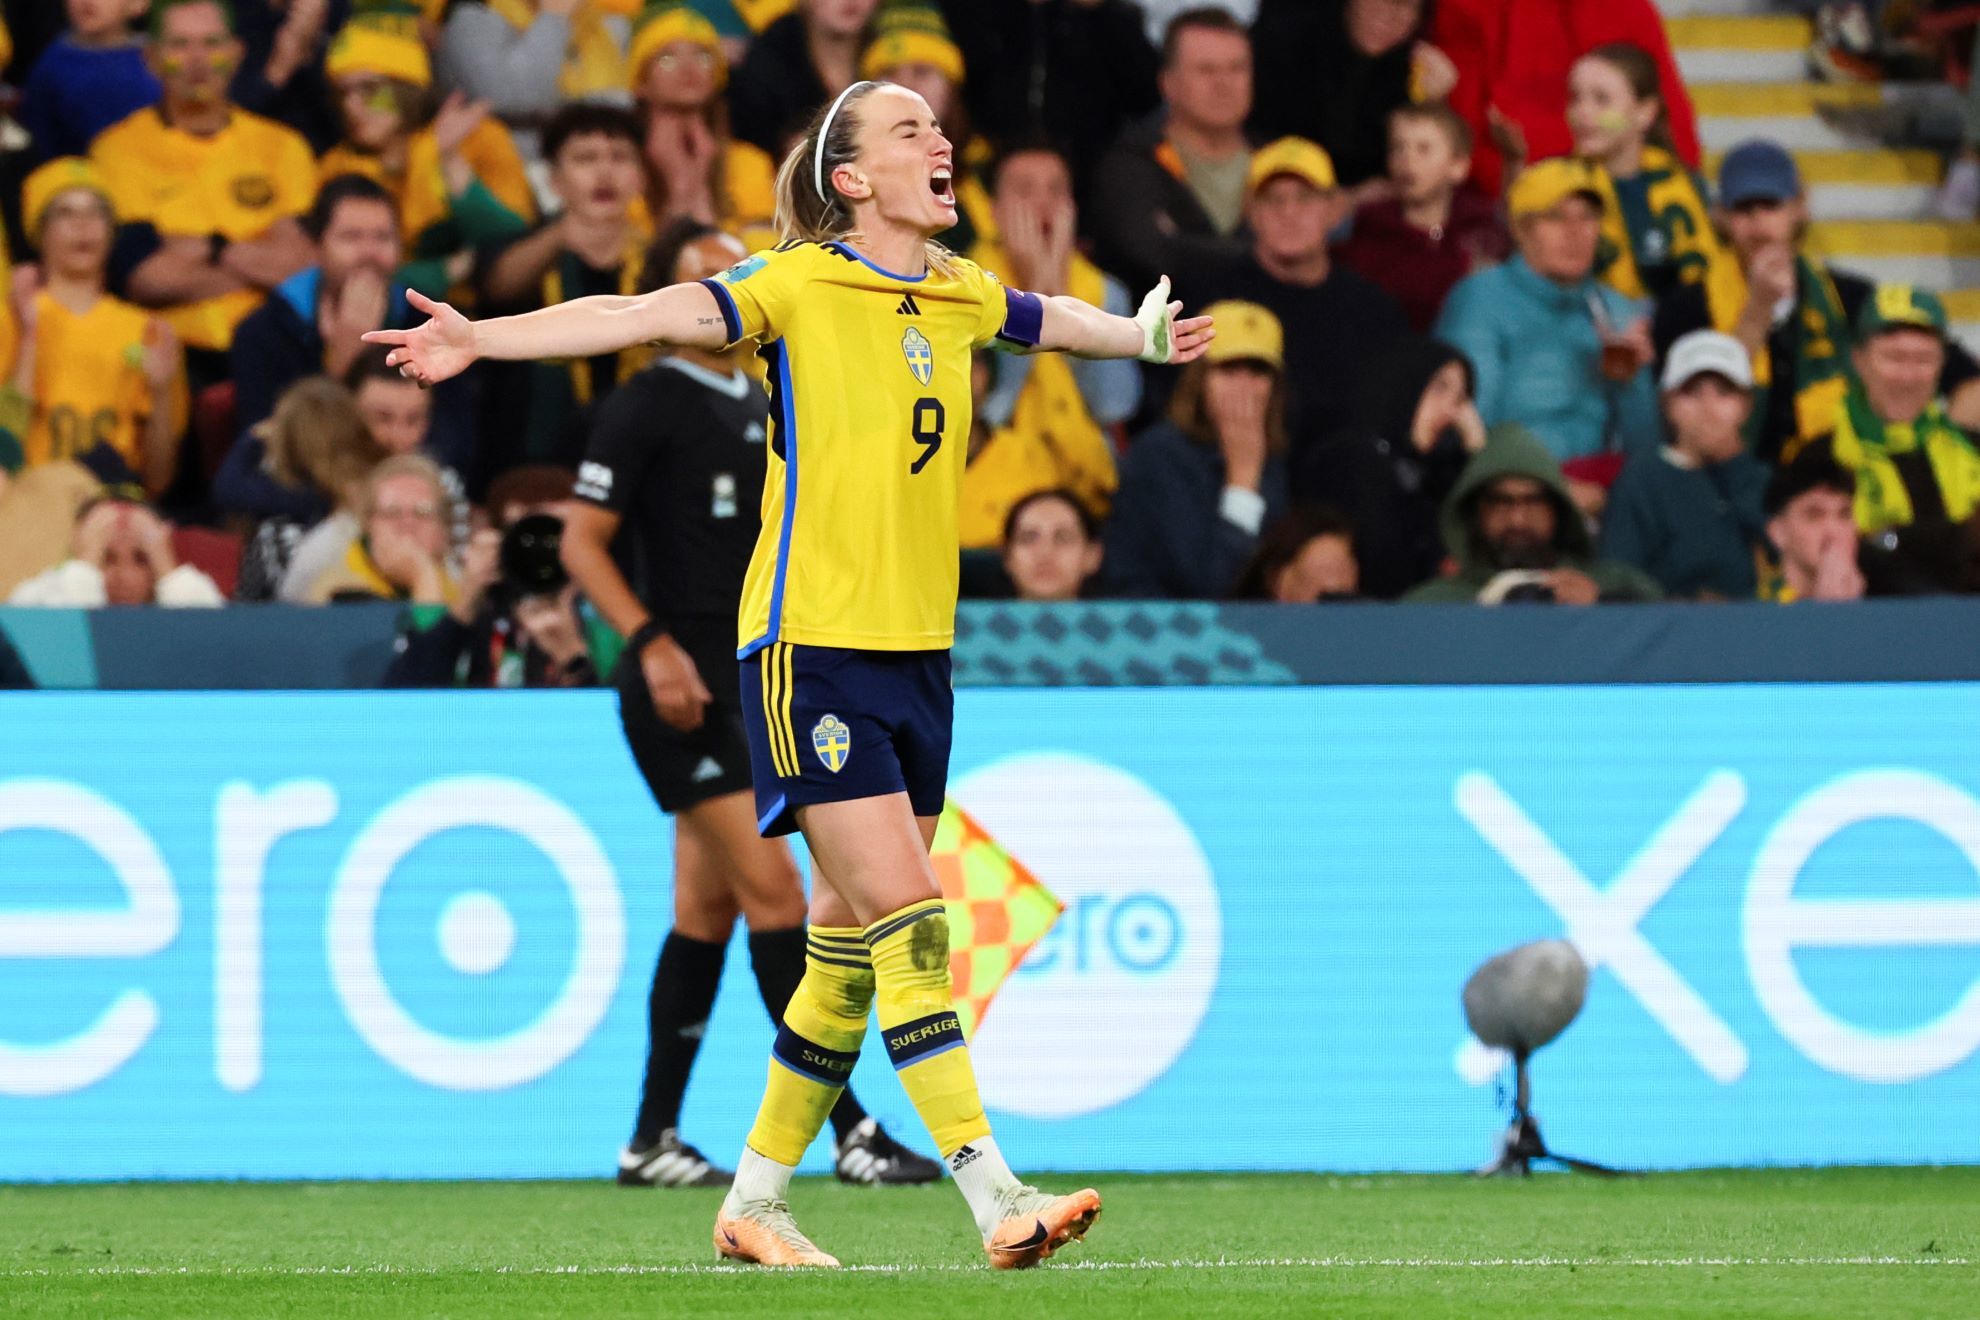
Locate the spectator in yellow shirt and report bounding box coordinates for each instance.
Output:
[6,158,188,501]
[90,0,319,374]
[319,0,535,300]
[628,0,776,251]
[961,142,1140,549]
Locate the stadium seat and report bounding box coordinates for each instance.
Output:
[171,525,242,598]
[192,381,237,487]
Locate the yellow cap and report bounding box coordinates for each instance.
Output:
[629,1,728,91]
[1202,301,1284,370]
[861,3,965,85]
[1246,137,1337,196]
[1507,157,1605,221]
[23,157,114,238]
[325,2,432,90]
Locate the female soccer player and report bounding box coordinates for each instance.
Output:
[368,80,1213,1271]
[562,219,939,1190]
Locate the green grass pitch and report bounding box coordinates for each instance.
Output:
[1,1169,1973,1317]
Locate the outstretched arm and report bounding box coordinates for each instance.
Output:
[362,283,733,387]
[1034,276,1215,364]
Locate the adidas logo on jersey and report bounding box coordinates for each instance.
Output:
[691,757,724,783]
[896,293,921,316]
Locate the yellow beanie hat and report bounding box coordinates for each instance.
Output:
[629,1,728,92]
[326,0,433,91]
[24,158,115,239]
[860,2,964,86]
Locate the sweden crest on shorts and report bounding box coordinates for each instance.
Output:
[902,326,934,386]
[812,714,852,773]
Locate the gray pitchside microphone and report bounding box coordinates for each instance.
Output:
[1462,939,1621,1178]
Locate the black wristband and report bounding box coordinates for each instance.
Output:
[627,619,667,655]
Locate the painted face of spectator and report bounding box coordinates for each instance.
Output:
[1567,55,1658,161]
[1663,374,1752,465]
[1271,533,1359,602]
[1855,329,1945,426]
[1161,26,1252,135]
[1411,361,1471,453]
[149,1,242,110]
[1516,196,1601,283]
[1345,0,1422,58]
[319,196,401,293]
[1388,115,1468,209]
[1720,197,1805,268]
[880,62,957,123]
[992,149,1075,243]
[1769,487,1856,583]
[368,472,450,561]
[805,0,880,41]
[1475,476,1559,568]
[39,189,115,283]
[1003,494,1101,603]
[551,132,646,225]
[69,0,147,43]
[639,40,722,112]
[354,377,432,457]
[1250,175,1337,267]
[336,75,414,151]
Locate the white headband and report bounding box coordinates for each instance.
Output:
[814,81,870,203]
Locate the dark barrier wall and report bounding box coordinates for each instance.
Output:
[5,601,1980,690]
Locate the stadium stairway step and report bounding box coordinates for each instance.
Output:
[1663,0,1979,350]
[1670,15,1814,84]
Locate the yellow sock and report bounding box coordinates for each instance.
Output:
[742,926,873,1167]
[867,898,992,1157]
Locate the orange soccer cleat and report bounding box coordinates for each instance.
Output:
[984,1186,1103,1270]
[713,1199,841,1268]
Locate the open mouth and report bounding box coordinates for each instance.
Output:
[930,166,954,200]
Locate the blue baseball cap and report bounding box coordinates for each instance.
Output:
[1718,140,1801,207]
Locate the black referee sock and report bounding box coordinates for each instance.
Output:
[748,925,871,1145]
[631,929,728,1148]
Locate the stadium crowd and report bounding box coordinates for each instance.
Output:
[1,0,1978,649]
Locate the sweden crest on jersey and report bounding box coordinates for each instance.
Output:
[902,326,934,386]
[812,714,852,772]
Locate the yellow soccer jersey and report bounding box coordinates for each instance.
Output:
[91,108,319,352]
[23,294,187,473]
[702,240,1039,654]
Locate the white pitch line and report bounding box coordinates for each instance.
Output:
[1,1256,1970,1278]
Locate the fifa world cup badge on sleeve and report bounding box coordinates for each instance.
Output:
[811,714,852,772]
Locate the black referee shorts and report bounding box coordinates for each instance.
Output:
[614,621,755,815]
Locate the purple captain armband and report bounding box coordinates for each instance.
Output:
[996,287,1045,349]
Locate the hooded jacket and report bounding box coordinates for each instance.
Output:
[1297,337,1475,599]
[1403,422,1664,602]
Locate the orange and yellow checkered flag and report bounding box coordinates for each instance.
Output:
[932,798,1061,1039]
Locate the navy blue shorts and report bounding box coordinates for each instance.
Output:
[739,642,954,837]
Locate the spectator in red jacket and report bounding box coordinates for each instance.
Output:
[1431,0,1699,195]
[1334,102,1509,333]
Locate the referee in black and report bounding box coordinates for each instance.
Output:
[561,220,939,1190]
